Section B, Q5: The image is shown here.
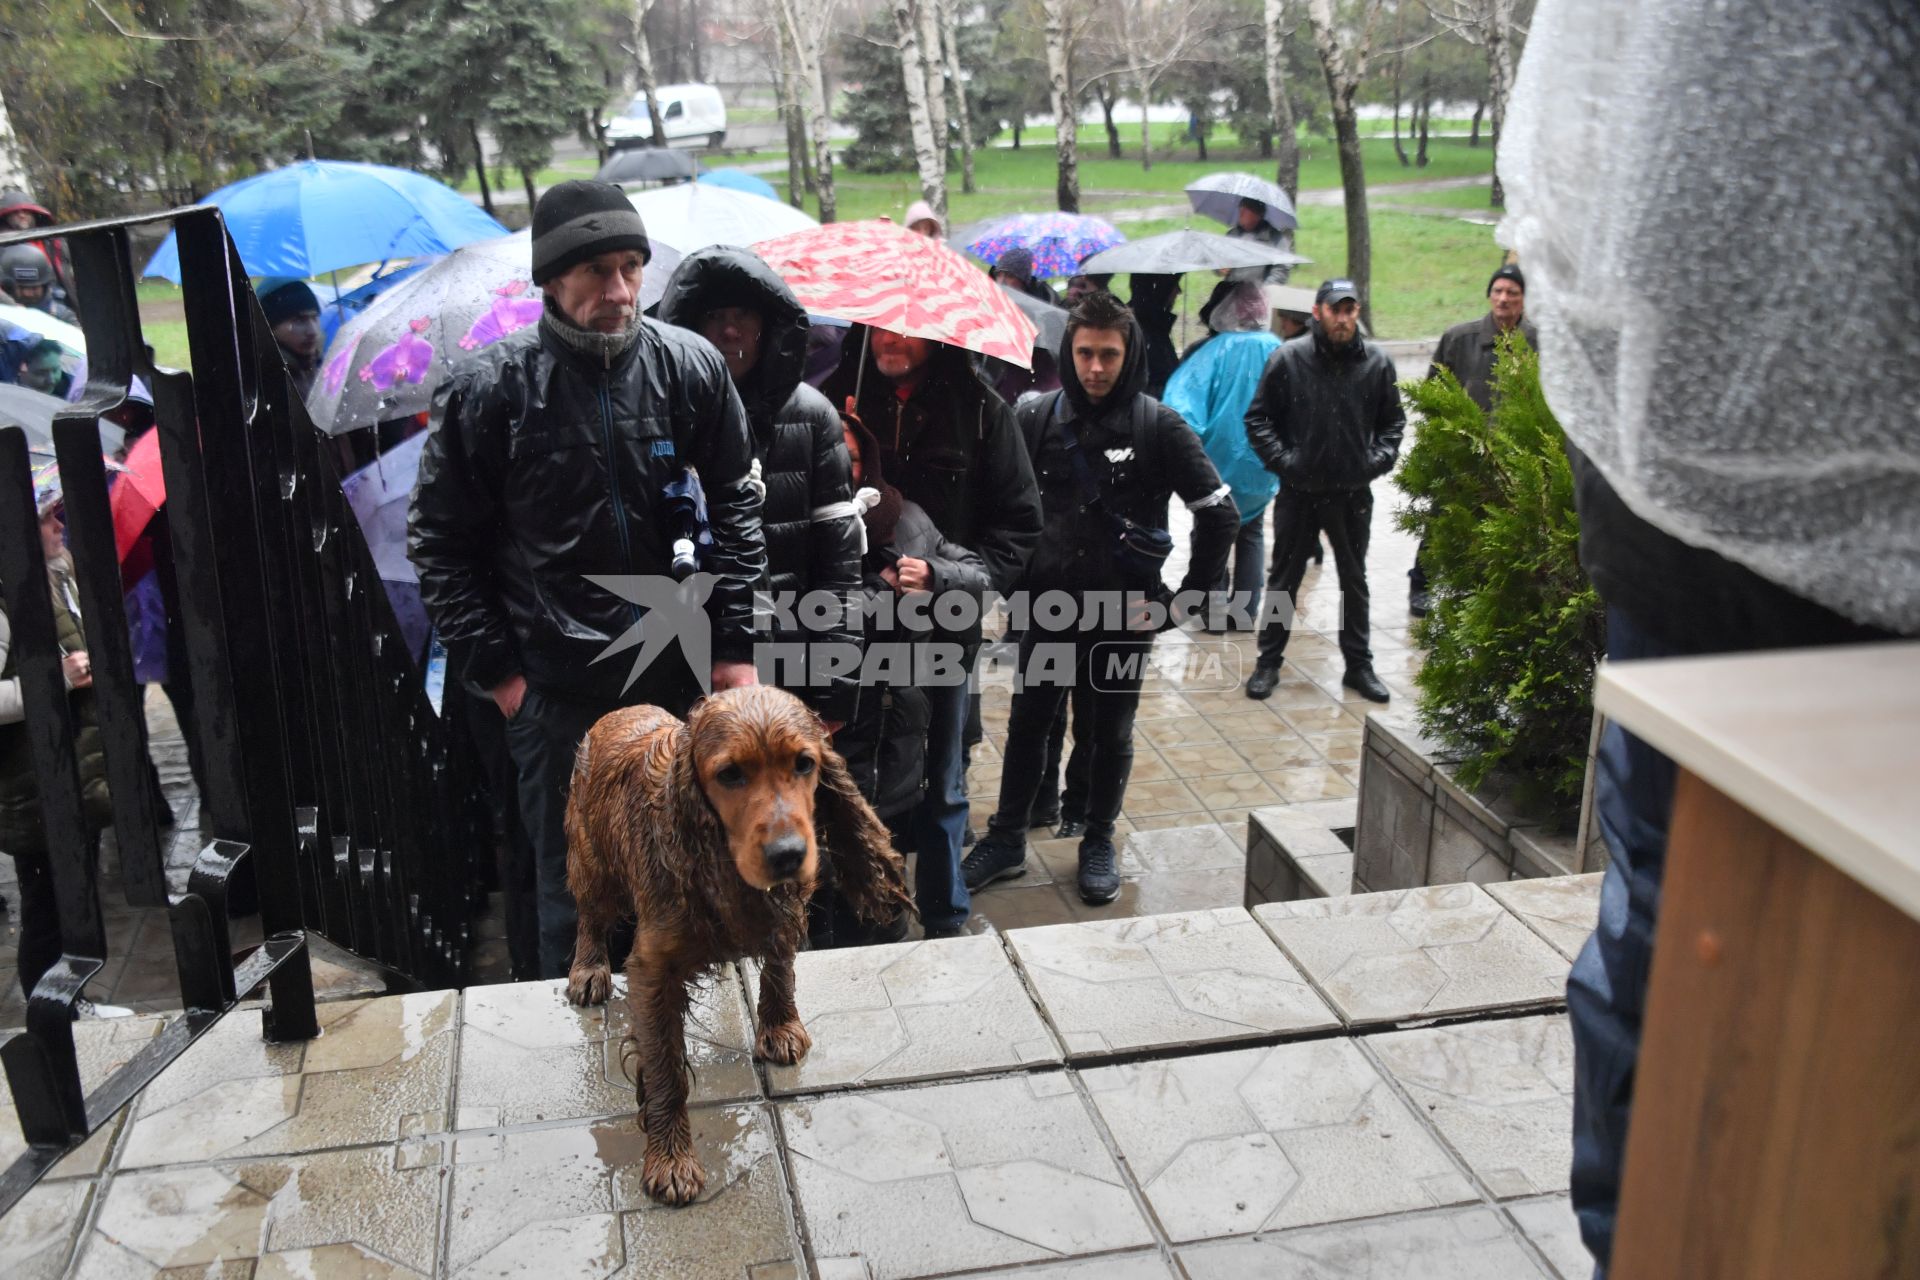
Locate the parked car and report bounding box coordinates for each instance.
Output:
[605,83,728,151]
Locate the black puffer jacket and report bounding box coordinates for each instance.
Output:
[1014,314,1238,600]
[656,247,863,722]
[1244,322,1406,493]
[410,314,766,702]
[820,332,1042,639]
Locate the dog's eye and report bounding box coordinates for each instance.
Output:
[794,754,815,776]
[715,763,747,788]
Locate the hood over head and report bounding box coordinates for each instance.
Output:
[1057,308,1147,422]
[656,244,810,426]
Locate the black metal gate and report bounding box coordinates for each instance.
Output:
[0,208,488,1213]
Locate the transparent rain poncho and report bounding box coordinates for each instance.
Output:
[1500,0,1920,633]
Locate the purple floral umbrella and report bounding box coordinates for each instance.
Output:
[966,212,1125,280]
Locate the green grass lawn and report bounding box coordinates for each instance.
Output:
[1372,182,1501,212]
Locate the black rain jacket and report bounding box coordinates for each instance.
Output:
[1244,322,1406,494]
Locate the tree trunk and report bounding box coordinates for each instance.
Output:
[893,0,947,217]
[1416,74,1431,167]
[1306,0,1378,334]
[469,121,494,217]
[1043,0,1079,212]
[1258,127,1273,158]
[1013,118,1023,148]
[687,0,705,80]
[1391,52,1408,166]
[632,0,667,147]
[1097,81,1122,158]
[775,16,805,207]
[1486,0,1514,207]
[519,164,539,210]
[937,0,977,195]
[1263,0,1300,201]
[776,0,838,223]
[915,0,950,177]
[1195,125,1207,160]
[1469,98,1484,146]
[1137,71,1154,171]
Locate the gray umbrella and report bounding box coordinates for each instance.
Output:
[597,149,698,185]
[998,283,1068,353]
[1185,173,1300,233]
[0,384,124,455]
[1077,230,1309,276]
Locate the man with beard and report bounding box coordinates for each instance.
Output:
[411,180,765,978]
[1242,278,1405,704]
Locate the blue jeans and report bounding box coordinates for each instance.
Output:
[912,676,973,931]
[1566,609,1679,1277]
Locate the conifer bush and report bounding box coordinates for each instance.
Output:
[1396,333,1605,814]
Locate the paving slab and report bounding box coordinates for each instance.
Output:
[117,991,456,1167]
[784,1073,1154,1278]
[1508,1195,1591,1280]
[1485,874,1604,961]
[1177,1206,1550,1278]
[951,1253,1178,1278]
[71,1144,444,1277]
[1253,884,1569,1026]
[1084,1039,1475,1242]
[455,969,758,1131]
[444,1105,797,1279]
[0,1178,96,1280]
[746,936,1059,1094]
[1369,1015,1575,1199]
[1007,908,1337,1058]
[0,1013,166,1179]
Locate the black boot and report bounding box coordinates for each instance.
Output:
[1245,664,1281,700]
[1342,667,1391,703]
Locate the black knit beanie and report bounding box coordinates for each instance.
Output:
[1488,263,1526,295]
[258,277,320,327]
[531,180,651,285]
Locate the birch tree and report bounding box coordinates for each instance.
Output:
[1103,0,1215,172]
[893,0,948,216]
[1304,0,1386,333]
[1041,0,1080,212]
[773,0,841,222]
[1423,0,1524,207]
[915,0,951,177]
[938,0,978,194]
[1263,0,1300,199]
[629,0,668,147]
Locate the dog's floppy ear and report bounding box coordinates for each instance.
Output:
[816,746,916,924]
[667,722,726,885]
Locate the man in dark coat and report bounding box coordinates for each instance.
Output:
[410,180,766,978]
[1411,263,1539,614]
[820,327,1041,936]
[963,290,1238,904]
[1242,278,1405,704]
[257,278,324,402]
[655,245,863,730]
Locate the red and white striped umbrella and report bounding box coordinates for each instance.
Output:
[753,219,1038,368]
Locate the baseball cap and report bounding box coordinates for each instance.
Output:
[1315,278,1359,306]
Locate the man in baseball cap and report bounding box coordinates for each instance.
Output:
[410,178,766,982]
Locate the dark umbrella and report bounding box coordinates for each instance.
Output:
[1185,173,1300,233]
[0,384,125,455]
[1078,229,1309,276]
[597,149,699,185]
[998,283,1068,353]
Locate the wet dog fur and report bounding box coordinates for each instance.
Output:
[564,685,913,1205]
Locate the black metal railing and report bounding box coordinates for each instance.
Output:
[0,208,488,1214]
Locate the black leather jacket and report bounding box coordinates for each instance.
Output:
[656,247,863,722]
[409,313,765,702]
[1245,323,1406,493]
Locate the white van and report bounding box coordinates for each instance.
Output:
[605,83,728,151]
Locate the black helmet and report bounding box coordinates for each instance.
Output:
[1,244,55,291]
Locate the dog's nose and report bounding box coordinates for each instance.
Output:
[764,835,807,881]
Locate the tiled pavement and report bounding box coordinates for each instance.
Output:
[1,874,1603,1278]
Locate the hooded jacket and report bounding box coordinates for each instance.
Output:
[1162,329,1283,523]
[1244,322,1406,494]
[409,313,766,704]
[819,331,1041,642]
[1014,314,1238,600]
[656,247,863,722]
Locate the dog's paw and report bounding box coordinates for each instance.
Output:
[641,1146,707,1206]
[566,963,612,1007]
[754,1019,813,1066]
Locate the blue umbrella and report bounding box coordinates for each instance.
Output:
[697,168,780,201]
[143,160,509,282]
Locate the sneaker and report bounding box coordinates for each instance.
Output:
[1076,837,1121,905]
[960,834,1027,891]
[1054,815,1087,840]
[1408,588,1432,618]
[1342,667,1391,703]
[1245,664,1281,700]
[73,998,133,1020]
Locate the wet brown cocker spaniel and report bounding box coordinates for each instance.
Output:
[564,685,912,1205]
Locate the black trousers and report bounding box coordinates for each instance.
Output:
[1256,486,1375,671]
[460,685,540,981]
[7,851,60,1000]
[1035,683,1093,822]
[988,627,1151,844]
